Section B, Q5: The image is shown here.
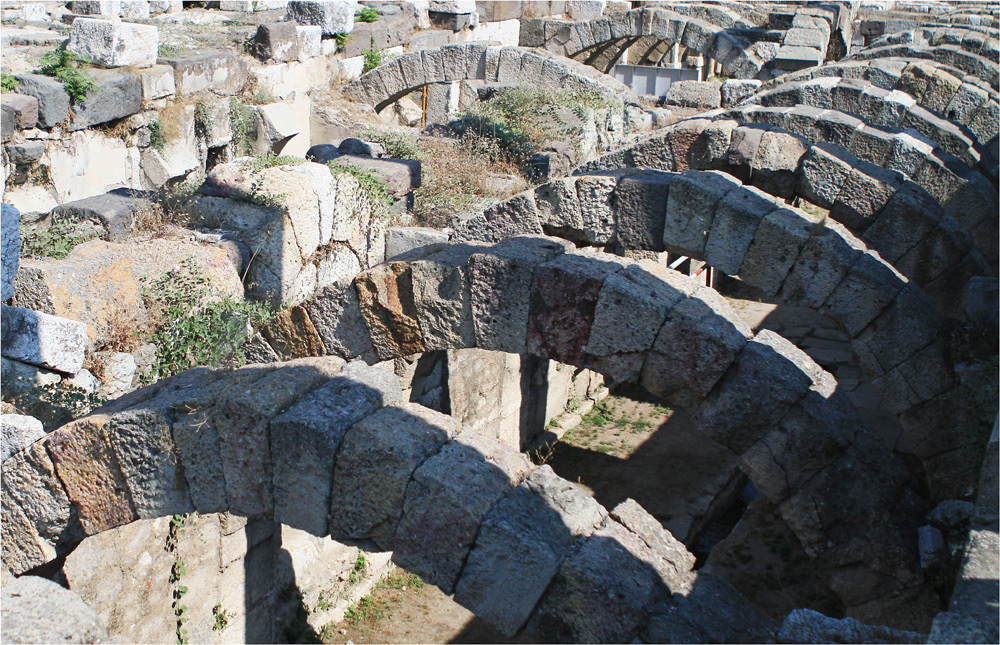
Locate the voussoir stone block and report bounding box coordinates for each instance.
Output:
[270,361,398,536]
[303,279,377,361]
[1,441,77,550]
[68,18,158,68]
[856,284,941,372]
[454,465,607,637]
[586,261,694,385]
[328,403,459,548]
[612,169,675,252]
[468,236,573,354]
[46,418,137,535]
[526,253,624,366]
[355,262,426,360]
[410,243,488,352]
[663,170,742,257]
[641,286,751,406]
[704,184,780,275]
[694,329,818,454]
[393,432,532,593]
[820,251,905,337]
[778,219,866,310]
[738,207,812,296]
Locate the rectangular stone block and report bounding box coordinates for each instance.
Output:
[0,306,87,375]
[411,243,488,351]
[586,261,693,385]
[703,184,779,276]
[355,263,426,360]
[303,279,377,361]
[663,170,741,257]
[738,207,811,295]
[641,286,751,405]
[857,284,942,372]
[271,362,397,536]
[778,219,866,309]
[68,18,158,68]
[469,236,573,354]
[328,403,459,549]
[454,466,607,637]
[46,418,137,534]
[526,253,624,366]
[612,169,675,251]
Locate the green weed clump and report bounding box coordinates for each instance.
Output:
[20,219,97,260]
[360,128,424,160]
[356,6,379,22]
[143,260,275,380]
[248,151,305,171]
[1,72,18,93]
[362,38,395,73]
[38,48,95,105]
[229,98,257,156]
[327,162,393,207]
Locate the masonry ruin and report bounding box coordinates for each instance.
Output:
[0,1,997,644]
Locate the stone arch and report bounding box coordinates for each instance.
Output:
[342,44,631,114]
[719,104,999,265]
[439,173,967,494]
[3,238,930,628]
[574,118,988,311]
[850,43,999,90]
[925,26,1000,61]
[647,2,759,30]
[756,58,1000,150]
[751,76,991,174]
[518,8,771,78]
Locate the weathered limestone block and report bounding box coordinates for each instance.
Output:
[0,306,87,374]
[46,418,137,534]
[271,361,398,535]
[613,169,674,251]
[454,192,542,243]
[860,182,943,265]
[665,118,712,172]
[778,220,866,310]
[830,163,904,233]
[213,357,344,518]
[821,251,905,337]
[253,22,299,62]
[1,93,39,131]
[12,241,147,348]
[328,403,459,548]
[2,203,20,302]
[1,415,44,463]
[468,236,572,354]
[665,81,722,110]
[694,330,817,454]
[526,253,623,366]
[529,513,690,643]
[576,173,619,244]
[328,155,421,198]
[299,279,375,361]
[161,50,248,96]
[738,207,812,296]
[454,466,607,636]
[534,177,583,233]
[68,18,158,69]
[67,68,142,131]
[797,143,855,209]
[750,129,808,199]
[288,0,358,35]
[640,286,751,406]
[11,74,69,129]
[857,284,942,373]
[103,409,194,519]
[394,432,532,592]
[663,170,741,257]
[704,184,779,275]
[1,575,109,644]
[410,243,486,351]
[586,261,693,385]
[1,440,77,551]
[779,608,924,644]
[49,191,151,242]
[355,262,426,359]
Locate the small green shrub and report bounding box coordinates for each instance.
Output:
[212,605,233,632]
[333,32,351,51]
[362,38,394,73]
[229,98,256,156]
[1,72,18,93]
[20,219,97,260]
[247,151,304,171]
[38,48,95,106]
[157,44,183,58]
[327,162,393,207]
[356,6,379,22]
[360,128,424,160]
[143,260,276,381]
[148,119,167,153]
